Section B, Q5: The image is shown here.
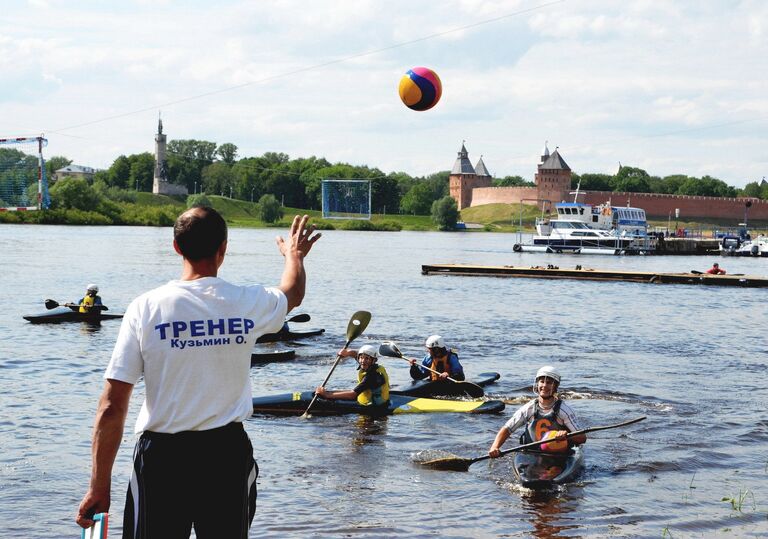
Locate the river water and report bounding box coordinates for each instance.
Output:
[1,223,767,538]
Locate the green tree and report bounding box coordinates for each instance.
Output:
[128,153,155,191]
[49,177,102,210]
[493,175,533,187]
[106,155,131,189]
[741,181,762,198]
[400,182,435,215]
[614,166,651,192]
[431,196,459,231]
[45,156,72,180]
[202,162,235,197]
[216,143,238,165]
[571,173,613,191]
[257,194,283,223]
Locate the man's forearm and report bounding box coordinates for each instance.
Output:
[280,253,306,311]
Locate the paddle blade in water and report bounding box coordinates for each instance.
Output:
[413,449,475,472]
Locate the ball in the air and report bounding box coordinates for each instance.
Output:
[398,67,442,111]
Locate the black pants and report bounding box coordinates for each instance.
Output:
[123,422,258,539]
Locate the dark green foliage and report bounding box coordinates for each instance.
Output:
[257,194,283,223]
[431,196,459,231]
[572,173,613,191]
[493,175,534,187]
[49,177,101,210]
[400,172,449,215]
[614,166,651,192]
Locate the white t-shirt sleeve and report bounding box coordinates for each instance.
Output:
[104,297,144,384]
[504,400,535,434]
[260,286,288,335]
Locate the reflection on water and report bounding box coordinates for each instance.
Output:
[2,225,768,537]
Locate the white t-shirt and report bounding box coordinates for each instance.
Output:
[503,398,581,434]
[105,277,287,434]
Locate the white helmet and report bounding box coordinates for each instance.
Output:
[425,335,445,349]
[534,365,561,392]
[86,284,99,292]
[357,344,378,360]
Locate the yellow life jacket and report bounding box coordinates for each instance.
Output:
[79,295,95,313]
[356,364,390,406]
[428,349,459,381]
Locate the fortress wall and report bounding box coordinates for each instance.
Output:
[467,185,768,221]
[581,191,767,220]
[470,186,538,207]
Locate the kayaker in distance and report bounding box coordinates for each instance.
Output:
[488,366,586,457]
[316,344,390,407]
[706,262,726,275]
[409,335,465,381]
[69,284,104,313]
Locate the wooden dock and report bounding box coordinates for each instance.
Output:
[421,264,768,287]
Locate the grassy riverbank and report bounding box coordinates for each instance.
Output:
[2,192,765,234]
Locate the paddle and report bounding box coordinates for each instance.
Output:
[44,299,107,312]
[286,313,310,324]
[300,310,371,419]
[378,341,484,399]
[418,416,646,471]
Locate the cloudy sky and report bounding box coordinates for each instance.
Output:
[2,0,766,186]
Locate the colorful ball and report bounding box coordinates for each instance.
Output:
[398,67,442,111]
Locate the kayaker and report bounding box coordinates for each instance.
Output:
[409,335,465,381]
[72,284,104,313]
[706,262,726,275]
[316,344,390,407]
[76,208,321,538]
[487,365,586,457]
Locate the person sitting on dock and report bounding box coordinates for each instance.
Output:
[316,344,390,407]
[72,284,104,313]
[409,335,465,381]
[488,366,586,457]
[706,262,726,275]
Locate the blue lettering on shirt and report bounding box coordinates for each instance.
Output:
[154,318,257,347]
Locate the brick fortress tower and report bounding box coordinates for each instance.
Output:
[448,142,492,210]
[534,142,571,212]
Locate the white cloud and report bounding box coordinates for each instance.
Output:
[0,0,765,186]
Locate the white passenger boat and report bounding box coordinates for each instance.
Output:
[514,200,654,255]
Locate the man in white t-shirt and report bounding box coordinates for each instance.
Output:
[76,207,320,538]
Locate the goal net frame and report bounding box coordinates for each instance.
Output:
[321,179,372,220]
[0,135,49,211]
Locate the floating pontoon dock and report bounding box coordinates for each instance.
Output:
[421,264,768,288]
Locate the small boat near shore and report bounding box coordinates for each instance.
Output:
[513,446,585,489]
[23,306,124,324]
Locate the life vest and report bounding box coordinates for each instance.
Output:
[356,364,390,406]
[520,399,568,444]
[79,295,95,313]
[428,349,459,381]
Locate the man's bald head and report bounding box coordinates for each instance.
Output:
[173,206,228,261]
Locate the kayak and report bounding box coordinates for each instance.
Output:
[513,446,585,489]
[392,372,500,398]
[256,328,325,343]
[22,307,124,324]
[251,349,296,365]
[251,391,505,416]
